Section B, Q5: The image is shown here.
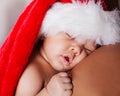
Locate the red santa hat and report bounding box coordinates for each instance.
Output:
[41,0,120,45]
[0,0,118,95]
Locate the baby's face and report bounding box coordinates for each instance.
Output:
[40,32,96,72]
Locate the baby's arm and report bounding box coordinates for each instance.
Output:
[37,72,72,96]
[15,63,44,96]
[16,63,72,96]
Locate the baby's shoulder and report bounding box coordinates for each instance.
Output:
[16,62,44,95]
[26,62,45,79]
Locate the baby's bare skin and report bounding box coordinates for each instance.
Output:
[16,54,72,96]
[16,32,96,96]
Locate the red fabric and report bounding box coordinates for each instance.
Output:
[0,0,107,96]
[0,0,56,95]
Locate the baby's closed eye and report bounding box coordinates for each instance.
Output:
[65,33,74,40]
[84,48,93,54]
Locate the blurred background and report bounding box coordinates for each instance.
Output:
[0,0,120,46]
[0,0,31,46]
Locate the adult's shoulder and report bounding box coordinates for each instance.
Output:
[71,43,120,96]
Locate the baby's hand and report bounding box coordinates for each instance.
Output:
[46,72,72,96]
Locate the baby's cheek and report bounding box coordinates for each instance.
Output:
[76,51,87,63]
[85,40,96,51]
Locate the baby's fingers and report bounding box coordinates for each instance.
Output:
[64,89,72,96]
[63,77,71,83]
[64,83,73,90]
[58,72,68,77]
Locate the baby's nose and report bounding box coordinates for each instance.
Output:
[70,44,82,55]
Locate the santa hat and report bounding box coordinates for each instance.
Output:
[0,0,117,95]
[41,0,120,45]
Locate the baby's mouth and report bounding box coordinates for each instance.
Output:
[64,56,71,65]
[64,56,70,62]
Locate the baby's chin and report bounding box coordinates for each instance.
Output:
[54,65,72,72]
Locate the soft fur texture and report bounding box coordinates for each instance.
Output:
[41,0,120,45]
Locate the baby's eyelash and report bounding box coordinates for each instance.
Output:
[85,48,92,53]
[65,33,71,37]
[65,33,74,39]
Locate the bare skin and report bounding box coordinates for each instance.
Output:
[15,32,96,96]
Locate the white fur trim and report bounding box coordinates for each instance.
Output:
[40,0,120,45]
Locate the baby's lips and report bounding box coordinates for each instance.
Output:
[64,55,72,66]
[64,56,70,62]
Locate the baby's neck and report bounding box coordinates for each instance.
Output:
[36,53,58,74]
